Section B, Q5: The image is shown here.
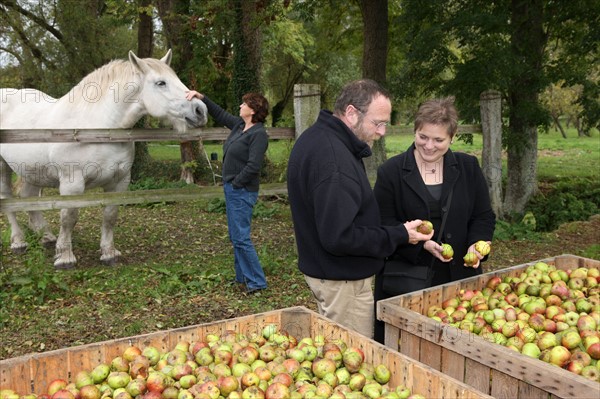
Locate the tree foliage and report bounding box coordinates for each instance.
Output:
[1,0,597,210]
[391,0,599,215]
[0,0,137,93]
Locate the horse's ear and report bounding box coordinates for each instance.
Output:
[160,49,172,66]
[128,50,148,73]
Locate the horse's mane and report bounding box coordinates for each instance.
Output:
[63,59,135,106]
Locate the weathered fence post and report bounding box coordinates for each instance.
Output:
[293,84,320,138]
[480,90,503,218]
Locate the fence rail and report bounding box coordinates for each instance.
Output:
[0,124,481,214]
[0,183,289,213]
[0,127,295,143]
[0,124,481,144]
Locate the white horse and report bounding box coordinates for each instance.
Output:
[0,50,207,268]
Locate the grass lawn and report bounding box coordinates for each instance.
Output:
[149,126,600,181]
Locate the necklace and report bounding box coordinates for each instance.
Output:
[415,150,442,183]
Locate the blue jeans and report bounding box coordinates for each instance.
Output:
[223,182,267,290]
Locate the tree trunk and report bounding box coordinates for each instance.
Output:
[358,0,389,182]
[156,0,203,183]
[575,117,588,137]
[503,0,546,216]
[137,0,154,58]
[231,0,264,99]
[131,0,155,183]
[552,114,567,138]
[480,90,504,219]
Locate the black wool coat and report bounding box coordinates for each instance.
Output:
[373,143,496,281]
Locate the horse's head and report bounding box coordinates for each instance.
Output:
[128,50,208,131]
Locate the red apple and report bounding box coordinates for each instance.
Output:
[47,379,69,396]
[417,220,433,234]
[146,372,167,393]
[217,375,239,397]
[265,383,290,399]
[587,342,600,360]
[241,372,260,389]
[52,390,74,399]
[580,365,600,382]
[122,346,142,363]
[548,345,571,367]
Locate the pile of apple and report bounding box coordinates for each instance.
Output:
[426,262,600,382]
[0,325,427,399]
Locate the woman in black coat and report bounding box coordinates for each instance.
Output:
[373,97,496,342]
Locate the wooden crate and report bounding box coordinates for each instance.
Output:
[377,254,600,399]
[0,306,492,399]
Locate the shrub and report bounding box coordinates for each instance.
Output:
[526,178,600,231]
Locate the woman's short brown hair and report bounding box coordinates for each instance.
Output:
[414,97,459,138]
[242,93,269,124]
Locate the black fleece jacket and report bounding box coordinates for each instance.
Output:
[202,96,268,192]
[287,110,410,281]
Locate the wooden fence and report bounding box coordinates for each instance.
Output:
[0,127,294,214]
[0,124,483,214]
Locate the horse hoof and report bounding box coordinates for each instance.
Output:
[11,245,28,255]
[100,257,119,267]
[42,239,57,249]
[54,262,76,270]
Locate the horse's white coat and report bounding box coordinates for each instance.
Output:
[0,50,208,268]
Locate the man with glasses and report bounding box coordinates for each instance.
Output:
[287,79,432,338]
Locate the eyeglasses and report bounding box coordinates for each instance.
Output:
[352,106,389,129]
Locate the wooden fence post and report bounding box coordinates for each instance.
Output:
[480,90,503,218]
[293,84,320,139]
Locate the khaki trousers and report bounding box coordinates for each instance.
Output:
[304,275,374,338]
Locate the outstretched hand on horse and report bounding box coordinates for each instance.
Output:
[186,90,204,101]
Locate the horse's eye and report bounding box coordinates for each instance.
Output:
[156,80,166,87]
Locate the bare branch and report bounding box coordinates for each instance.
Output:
[0,0,63,42]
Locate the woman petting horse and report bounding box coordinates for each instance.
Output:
[0,50,208,269]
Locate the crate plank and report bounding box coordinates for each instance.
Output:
[464,357,491,394]
[517,381,551,399]
[440,347,466,382]
[420,339,442,370]
[377,254,600,399]
[30,353,69,394]
[399,332,421,359]
[489,369,519,399]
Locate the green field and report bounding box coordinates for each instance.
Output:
[148,127,600,181]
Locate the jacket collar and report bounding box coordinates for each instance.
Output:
[319,110,372,159]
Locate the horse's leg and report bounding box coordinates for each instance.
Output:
[54,179,83,269]
[99,177,129,265]
[54,207,79,269]
[0,158,27,253]
[100,204,121,266]
[19,183,57,248]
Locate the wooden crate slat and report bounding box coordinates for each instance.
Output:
[1,358,33,396]
[463,357,491,395]
[516,380,551,399]
[399,331,421,359]
[489,368,519,399]
[411,361,440,398]
[440,346,466,382]
[383,323,400,350]
[420,339,442,371]
[68,343,104,379]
